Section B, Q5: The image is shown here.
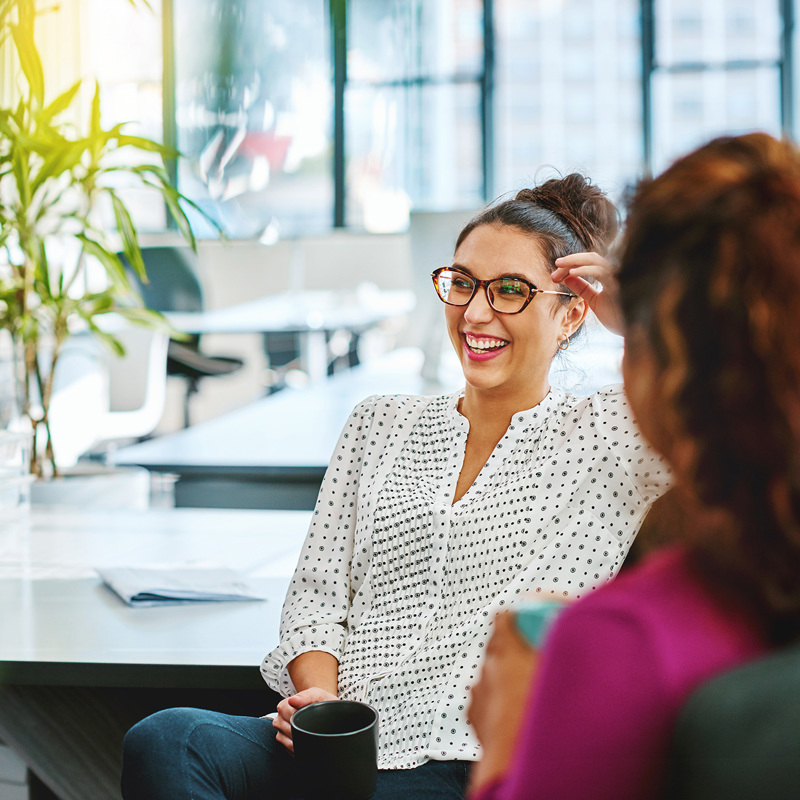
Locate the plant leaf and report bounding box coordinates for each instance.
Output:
[31,138,88,196]
[82,320,126,357]
[37,237,55,298]
[10,17,45,110]
[116,134,173,156]
[75,234,130,291]
[10,143,31,210]
[39,80,82,125]
[114,305,177,335]
[108,190,146,279]
[90,80,102,138]
[161,189,197,251]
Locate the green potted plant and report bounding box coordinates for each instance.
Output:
[0,0,198,480]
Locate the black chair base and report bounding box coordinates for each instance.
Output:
[167,340,244,427]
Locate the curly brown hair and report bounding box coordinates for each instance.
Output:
[618,133,800,643]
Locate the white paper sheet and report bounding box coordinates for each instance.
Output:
[97,566,266,607]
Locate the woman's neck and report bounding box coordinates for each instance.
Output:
[451,381,551,505]
[459,381,551,436]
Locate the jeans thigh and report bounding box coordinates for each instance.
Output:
[373,760,471,800]
[123,708,470,800]
[123,707,297,800]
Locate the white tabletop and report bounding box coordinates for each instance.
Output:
[166,288,416,336]
[0,507,311,688]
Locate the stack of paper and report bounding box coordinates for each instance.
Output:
[97,566,266,607]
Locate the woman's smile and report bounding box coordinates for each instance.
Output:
[463,332,510,361]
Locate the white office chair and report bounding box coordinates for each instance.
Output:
[94,326,169,445]
[46,325,169,470]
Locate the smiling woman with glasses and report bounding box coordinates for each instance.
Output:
[122,174,670,800]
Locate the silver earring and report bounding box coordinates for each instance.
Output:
[558,336,570,351]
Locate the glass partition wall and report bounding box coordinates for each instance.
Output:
[171,0,333,238]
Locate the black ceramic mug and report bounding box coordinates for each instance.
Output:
[290,700,379,800]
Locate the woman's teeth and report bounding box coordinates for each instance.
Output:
[465,334,508,352]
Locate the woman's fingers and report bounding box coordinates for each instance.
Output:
[552,253,616,285]
[273,697,295,740]
[467,611,541,793]
[553,251,613,273]
[552,252,624,335]
[275,729,294,752]
[287,687,338,708]
[273,687,340,753]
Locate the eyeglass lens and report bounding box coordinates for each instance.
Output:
[434,269,532,313]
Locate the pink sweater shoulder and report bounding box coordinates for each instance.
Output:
[472,548,768,800]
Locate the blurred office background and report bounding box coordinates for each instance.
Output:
[1,0,794,432]
[1,6,793,796]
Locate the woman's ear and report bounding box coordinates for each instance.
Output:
[561,296,589,339]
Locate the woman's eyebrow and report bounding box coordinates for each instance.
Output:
[450,263,533,282]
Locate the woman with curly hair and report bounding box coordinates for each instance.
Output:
[468,131,800,800]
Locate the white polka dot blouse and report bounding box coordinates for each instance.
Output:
[261,386,670,769]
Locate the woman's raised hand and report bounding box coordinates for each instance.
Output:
[272,687,338,752]
[551,252,623,335]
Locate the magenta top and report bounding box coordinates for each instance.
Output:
[471,547,768,800]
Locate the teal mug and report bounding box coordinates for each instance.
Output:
[515,599,566,646]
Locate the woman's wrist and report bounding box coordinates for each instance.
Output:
[287,650,339,696]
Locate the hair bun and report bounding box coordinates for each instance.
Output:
[516,174,619,254]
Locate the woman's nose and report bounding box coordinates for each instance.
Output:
[463,287,495,323]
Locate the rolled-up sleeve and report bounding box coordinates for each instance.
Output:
[261,396,379,696]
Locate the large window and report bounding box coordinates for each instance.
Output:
[86,0,166,230]
[495,0,643,202]
[345,1,485,231]
[91,0,799,236]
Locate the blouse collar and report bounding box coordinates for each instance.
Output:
[446,388,563,434]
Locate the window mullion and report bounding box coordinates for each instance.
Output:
[331,0,347,228]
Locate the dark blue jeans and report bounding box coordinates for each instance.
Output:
[122,707,470,800]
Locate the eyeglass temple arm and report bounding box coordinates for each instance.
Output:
[537,289,576,297]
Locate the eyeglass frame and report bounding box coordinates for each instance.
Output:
[430,266,575,315]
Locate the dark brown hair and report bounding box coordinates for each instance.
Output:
[619,133,800,643]
[456,174,619,314]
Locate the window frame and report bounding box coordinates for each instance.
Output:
[641,0,795,175]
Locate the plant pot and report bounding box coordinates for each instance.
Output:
[30,464,151,509]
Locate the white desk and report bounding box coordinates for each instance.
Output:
[0,507,311,689]
[166,288,416,382]
[166,288,415,336]
[0,506,312,800]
